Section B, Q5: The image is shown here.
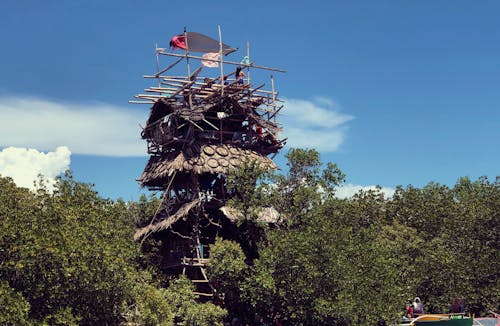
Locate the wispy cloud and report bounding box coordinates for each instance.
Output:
[281,97,354,152]
[0,146,71,191]
[0,96,147,156]
[1,95,353,156]
[335,183,395,199]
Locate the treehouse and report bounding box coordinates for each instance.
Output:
[130,28,285,299]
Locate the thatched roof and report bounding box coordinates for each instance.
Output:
[134,199,201,241]
[139,144,276,187]
[219,205,280,224]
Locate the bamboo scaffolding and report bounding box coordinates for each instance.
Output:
[218,25,224,96]
[154,56,184,77]
[188,120,204,131]
[202,118,219,130]
[158,51,286,73]
[134,96,159,101]
[157,76,278,96]
[246,41,251,84]
[135,94,164,98]
[169,80,196,98]
[184,27,191,78]
[129,100,155,104]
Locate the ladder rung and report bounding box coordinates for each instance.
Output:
[193,292,213,297]
[192,280,209,283]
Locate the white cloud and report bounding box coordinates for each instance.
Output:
[281,97,354,152]
[335,183,395,199]
[0,96,147,156]
[0,146,71,191]
[0,95,352,156]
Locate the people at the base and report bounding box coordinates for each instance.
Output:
[406,300,414,318]
[413,297,424,315]
[449,297,465,313]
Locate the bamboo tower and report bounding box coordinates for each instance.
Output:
[130,28,285,299]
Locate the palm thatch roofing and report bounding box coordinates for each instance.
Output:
[139,144,276,188]
[134,199,201,241]
[219,205,280,224]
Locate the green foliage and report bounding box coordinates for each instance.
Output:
[182,301,227,326]
[0,173,139,324]
[0,281,32,326]
[1,147,498,324]
[207,238,247,316]
[267,148,345,227]
[0,173,228,326]
[207,238,247,291]
[238,149,402,325]
[164,275,226,326]
[384,177,500,314]
[41,307,80,326]
[226,160,273,259]
[244,213,403,325]
[226,159,272,218]
[124,279,174,326]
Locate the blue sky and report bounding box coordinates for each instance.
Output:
[0,1,498,200]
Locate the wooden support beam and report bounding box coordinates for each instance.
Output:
[202,118,219,130]
[128,100,154,104]
[268,105,284,121]
[159,51,286,73]
[169,80,195,98]
[154,56,184,77]
[188,120,205,131]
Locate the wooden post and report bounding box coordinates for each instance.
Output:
[184,27,191,78]
[218,25,224,96]
[219,118,223,144]
[246,41,251,85]
[155,43,161,88]
[159,51,286,73]
[271,75,276,123]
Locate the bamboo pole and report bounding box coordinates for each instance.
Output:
[189,120,204,131]
[271,75,276,123]
[184,27,191,78]
[218,25,224,96]
[158,51,286,73]
[155,43,161,87]
[219,118,223,144]
[268,105,283,121]
[246,41,251,84]
[160,76,277,96]
[202,118,219,130]
[135,94,164,98]
[144,74,193,79]
[154,56,184,77]
[128,100,154,104]
[169,80,195,98]
[145,86,178,92]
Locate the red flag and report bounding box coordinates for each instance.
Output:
[169,35,186,50]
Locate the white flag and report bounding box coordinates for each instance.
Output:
[201,52,220,68]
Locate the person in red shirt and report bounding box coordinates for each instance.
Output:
[406,301,414,318]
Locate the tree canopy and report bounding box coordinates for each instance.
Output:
[0,148,498,325]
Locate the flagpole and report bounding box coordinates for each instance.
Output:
[184,27,191,78]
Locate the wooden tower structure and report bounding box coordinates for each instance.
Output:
[130,28,285,299]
